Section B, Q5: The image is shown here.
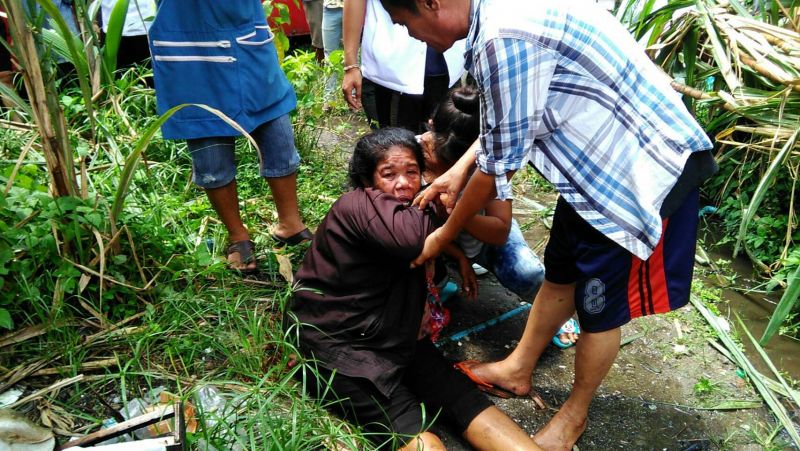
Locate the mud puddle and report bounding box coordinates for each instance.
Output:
[701,247,800,380]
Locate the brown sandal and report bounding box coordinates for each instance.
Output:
[226,240,258,274]
[271,228,313,248]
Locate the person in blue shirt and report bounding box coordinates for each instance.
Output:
[149,0,312,273]
[378,0,717,448]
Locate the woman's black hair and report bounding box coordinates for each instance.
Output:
[429,85,480,167]
[348,127,425,189]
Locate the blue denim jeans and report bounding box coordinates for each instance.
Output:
[473,219,545,301]
[187,114,299,189]
[321,7,343,99]
[321,6,343,56]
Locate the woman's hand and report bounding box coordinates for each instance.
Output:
[342,68,362,110]
[458,257,478,301]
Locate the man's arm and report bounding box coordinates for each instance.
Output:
[342,0,366,110]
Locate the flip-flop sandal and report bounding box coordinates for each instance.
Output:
[226,239,258,274]
[271,228,313,248]
[552,318,581,349]
[454,360,521,399]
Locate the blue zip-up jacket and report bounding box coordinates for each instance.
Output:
[149,0,296,139]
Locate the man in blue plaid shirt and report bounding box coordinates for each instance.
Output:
[381,0,717,447]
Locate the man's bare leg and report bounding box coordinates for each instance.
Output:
[463,406,542,451]
[205,179,255,271]
[533,327,620,450]
[266,172,308,238]
[467,281,577,395]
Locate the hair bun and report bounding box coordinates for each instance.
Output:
[452,86,479,115]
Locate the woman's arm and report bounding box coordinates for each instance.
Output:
[462,199,513,246]
[362,190,437,261]
[342,0,366,110]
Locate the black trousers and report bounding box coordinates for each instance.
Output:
[296,339,493,449]
[361,74,452,134]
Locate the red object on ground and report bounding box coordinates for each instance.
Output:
[267,0,311,37]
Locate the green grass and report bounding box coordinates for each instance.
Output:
[0,46,380,448]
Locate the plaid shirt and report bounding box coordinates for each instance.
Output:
[465,0,712,259]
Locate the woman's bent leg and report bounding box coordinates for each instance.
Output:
[295,360,436,449]
[480,219,545,301]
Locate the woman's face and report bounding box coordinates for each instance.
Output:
[372,146,422,202]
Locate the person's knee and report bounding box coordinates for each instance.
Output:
[188,140,236,189]
[400,431,445,451]
[498,254,545,299]
[253,115,301,178]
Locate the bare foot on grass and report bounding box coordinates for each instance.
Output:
[533,403,587,451]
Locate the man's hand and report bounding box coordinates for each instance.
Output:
[413,163,468,213]
[342,68,362,110]
[411,228,452,268]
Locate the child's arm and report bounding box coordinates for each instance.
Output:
[411,169,501,268]
[461,199,512,246]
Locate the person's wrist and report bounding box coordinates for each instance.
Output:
[439,224,458,242]
[343,64,361,72]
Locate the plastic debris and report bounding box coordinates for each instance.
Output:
[0,408,55,451]
[0,389,23,408]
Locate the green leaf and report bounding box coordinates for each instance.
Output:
[0,76,32,117]
[102,0,131,81]
[761,264,800,344]
[34,0,95,125]
[111,104,259,223]
[734,129,800,257]
[0,309,12,330]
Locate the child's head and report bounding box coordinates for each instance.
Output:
[425,85,480,169]
[349,127,424,202]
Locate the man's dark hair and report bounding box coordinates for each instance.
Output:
[380,0,419,15]
[349,127,425,188]
[429,84,480,166]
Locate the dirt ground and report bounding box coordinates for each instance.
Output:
[318,117,789,451]
[431,193,778,450]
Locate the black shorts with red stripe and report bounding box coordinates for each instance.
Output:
[544,189,699,333]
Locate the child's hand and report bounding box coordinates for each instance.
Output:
[458,258,478,301]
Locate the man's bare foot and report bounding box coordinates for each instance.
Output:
[271,223,308,240]
[226,239,257,272]
[464,360,532,397]
[533,403,587,451]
